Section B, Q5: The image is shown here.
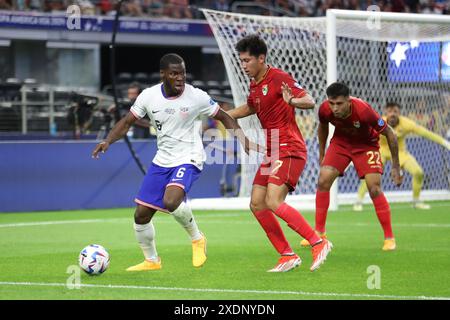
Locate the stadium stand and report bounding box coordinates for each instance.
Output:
[1,0,448,17]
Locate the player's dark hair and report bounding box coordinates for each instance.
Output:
[160,53,184,70]
[385,101,401,109]
[128,82,141,94]
[326,82,350,98]
[235,35,268,58]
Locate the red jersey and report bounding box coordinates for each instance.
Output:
[318,97,387,152]
[247,66,307,158]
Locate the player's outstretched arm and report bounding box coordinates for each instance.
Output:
[214,107,263,154]
[317,122,329,164]
[413,124,450,150]
[226,104,256,120]
[381,125,403,186]
[281,82,315,110]
[92,112,138,159]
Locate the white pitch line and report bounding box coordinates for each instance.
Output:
[0,281,448,300]
[1,216,450,228]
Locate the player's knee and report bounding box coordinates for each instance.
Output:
[134,206,152,224]
[163,197,183,213]
[368,185,382,199]
[317,176,332,191]
[264,195,282,212]
[413,168,424,180]
[250,200,265,213]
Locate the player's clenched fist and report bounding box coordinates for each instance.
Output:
[92,141,110,159]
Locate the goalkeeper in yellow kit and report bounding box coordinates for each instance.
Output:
[354,102,450,211]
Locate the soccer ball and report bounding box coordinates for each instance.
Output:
[78,244,110,275]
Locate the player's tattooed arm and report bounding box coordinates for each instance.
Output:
[317,122,329,164]
[281,82,315,109]
[226,104,256,120]
[381,125,403,186]
[214,107,264,154]
[92,112,138,158]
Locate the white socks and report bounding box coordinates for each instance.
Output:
[171,201,202,241]
[134,222,158,262]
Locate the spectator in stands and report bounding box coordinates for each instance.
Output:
[405,0,421,12]
[96,0,114,15]
[165,0,193,19]
[214,0,230,11]
[122,0,144,17]
[0,0,12,10]
[143,0,164,17]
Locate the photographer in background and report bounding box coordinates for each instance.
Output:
[67,92,99,139]
[108,82,153,139]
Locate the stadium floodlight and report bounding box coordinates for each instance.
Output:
[198,8,450,211]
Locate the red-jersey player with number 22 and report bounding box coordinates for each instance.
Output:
[300,82,403,251]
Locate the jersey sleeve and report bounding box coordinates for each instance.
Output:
[405,117,448,146]
[318,102,330,124]
[130,91,147,119]
[362,103,387,133]
[196,88,220,117]
[275,72,307,98]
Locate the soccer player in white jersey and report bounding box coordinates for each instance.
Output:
[92,53,258,271]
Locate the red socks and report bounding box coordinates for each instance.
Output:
[315,190,330,234]
[253,209,293,255]
[274,203,321,245]
[372,193,394,239]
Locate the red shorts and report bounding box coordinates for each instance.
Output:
[322,143,383,178]
[253,156,306,192]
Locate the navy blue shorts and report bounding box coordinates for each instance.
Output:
[135,163,201,212]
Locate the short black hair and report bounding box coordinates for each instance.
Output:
[235,34,267,58]
[385,101,401,109]
[160,53,184,70]
[326,82,350,98]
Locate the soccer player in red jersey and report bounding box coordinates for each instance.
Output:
[228,35,332,272]
[300,82,403,251]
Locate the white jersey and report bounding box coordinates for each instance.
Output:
[130,83,220,170]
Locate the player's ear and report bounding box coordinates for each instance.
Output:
[258,54,265,64]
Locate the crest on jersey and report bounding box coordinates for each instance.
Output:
[353,121,360,128]
[262,84,268,96]
[378,118,385,127]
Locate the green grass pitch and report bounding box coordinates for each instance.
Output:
[0,201,449,300]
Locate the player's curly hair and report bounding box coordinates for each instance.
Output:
[235,34,267,58]
[160,53,185,70]
[326,82,350,98]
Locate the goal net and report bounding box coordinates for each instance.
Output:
[200,8,450,209]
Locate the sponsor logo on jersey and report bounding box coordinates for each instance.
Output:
[353,121,360,128]
[378,118,385,127]
[164,108,175,114]
[180,107,189,119]
[262,84,268,96]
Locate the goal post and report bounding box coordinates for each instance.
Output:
[195,8,450,211]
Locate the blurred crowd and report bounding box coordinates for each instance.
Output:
[0,0,449,18]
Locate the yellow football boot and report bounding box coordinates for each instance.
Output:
[192,233,207,268]
[126,258,161,271]
[382,239,396,251]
